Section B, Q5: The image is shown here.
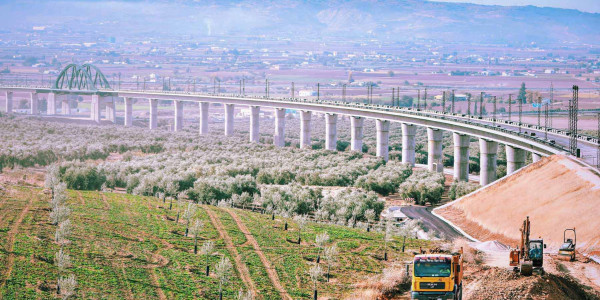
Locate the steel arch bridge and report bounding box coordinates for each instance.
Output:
[53,64,111,90]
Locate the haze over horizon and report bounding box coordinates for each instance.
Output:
[433,0,600,14]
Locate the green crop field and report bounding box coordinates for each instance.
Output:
[0,184,432,299]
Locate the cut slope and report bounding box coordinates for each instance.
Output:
[436,155,600,262]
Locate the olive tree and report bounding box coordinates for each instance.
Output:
[308,264,322,300]
[215,256,233,300]
[189,218,204,254]
[294,214,308,244]
[314,232,329,263]
[201,240,214,276]
[57,274,77,300]
[324,244,338,282]
[182,202,197,236]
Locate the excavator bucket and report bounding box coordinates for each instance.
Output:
[520,261,533,276]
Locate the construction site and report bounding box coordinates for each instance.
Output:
[432,154,600,300]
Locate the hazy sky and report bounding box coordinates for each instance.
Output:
[434,0,600,13]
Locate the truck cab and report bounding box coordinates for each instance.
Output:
[411,251,463,300]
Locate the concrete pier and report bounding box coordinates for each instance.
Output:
[61,97,70,115]
[300,110,312,149]
[199,102,209,134]
[401,123,416,166]
[506,146,526,174]
[106,100,116,123]
[325,113,338,150]
[532,153,542,163]
[91,95,101,122]
[427,128,443,172]
[479,139,499,185]
[47,93,56,115]
[4,91,12,113]
[376,119,390,161]
[149,99,158,129]
[453,133,470,181]
[174,100,183,131]
[225,104,234,136]
[350,117,364,152]
[274,108,285,147]
[30,93,38,115]
[250,106,260,143]
[124,97,133,127]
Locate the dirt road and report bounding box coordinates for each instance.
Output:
[401,206,465,240]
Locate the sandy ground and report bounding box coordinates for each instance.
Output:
[435,154,600,295]
[437,154,600,261]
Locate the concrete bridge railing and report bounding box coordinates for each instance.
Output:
[2,86,592,186]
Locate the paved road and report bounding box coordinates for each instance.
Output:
[401,206,465,241]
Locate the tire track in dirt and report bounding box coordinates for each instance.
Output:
[76,191,85,206]
[0,192,34,296]
[114,261,134,300]
[148,267,167,300]
[225,208,292,300]
[100,193,110,210]
[203,206,259,299]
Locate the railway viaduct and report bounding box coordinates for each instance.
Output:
[2,64,598,186]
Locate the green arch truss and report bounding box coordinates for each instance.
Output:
[53,64,111,90]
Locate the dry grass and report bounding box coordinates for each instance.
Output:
[348,263,412,299]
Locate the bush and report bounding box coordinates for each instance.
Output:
[59,161,106,190]
[316,189,384,226]
[448,181,479,200]
[354,161,412,195]
[398,170,445,205]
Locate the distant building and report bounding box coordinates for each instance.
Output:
[299,90,317,97]
[382,207,407,222]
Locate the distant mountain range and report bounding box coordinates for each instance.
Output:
[1,0,599,45]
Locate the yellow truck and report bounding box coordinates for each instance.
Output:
[411,248,463,300]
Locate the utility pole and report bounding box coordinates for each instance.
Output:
[397,87,400,107]
[239,80,242,95]
[193,79,196,93]
[317,83,320,101]
[423,87,428,110]
[537,97,541,127]
[392,88,395,106]
[136,77,139,90]
[597,113,600,169]
[265,79,269,98]
[479,92,484,118]
[118,73,121,90]
[508,94,512,121]
[544,102,549,140]
[569,85,579,156]
[442,91,446,113]
[417,89,421,110]
[451,89,455,114]
[143,78,147,90]
[242,78,245,96]
[291,82,295,99]
[518,93,523,133]
[550,82,554,128]
[342,84,346,102]
[467,94,471,117]
[492,96,497,126]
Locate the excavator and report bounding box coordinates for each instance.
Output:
[509,216,546,276]
[558,228,576,261]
